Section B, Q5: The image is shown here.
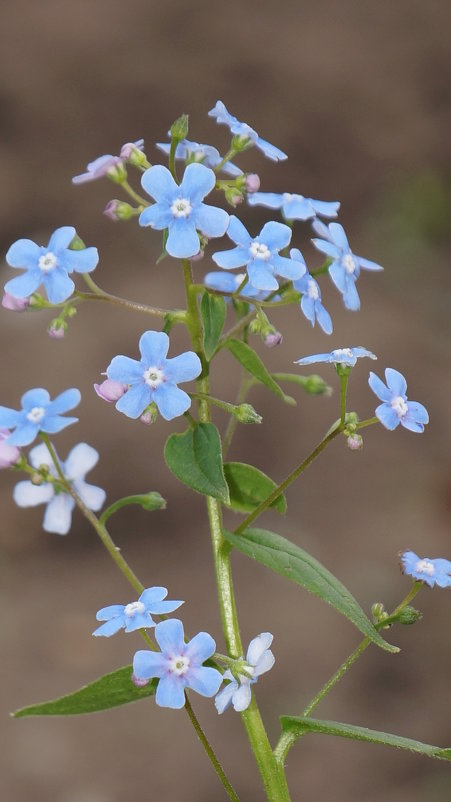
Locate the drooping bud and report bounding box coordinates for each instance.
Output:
[347,433,363,451]
[107,162,128,184]
[245,173,260,193]
[131,672,150,688]
[2,292,29,312]
[0,429,20,468]
[225,187,244,207]
[264,332,283,348]
[140,402,158,425]
[48,320,66,339]
[104,200,137,221]
[94,380,128,403]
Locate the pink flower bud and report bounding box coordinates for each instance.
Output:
[140,411,153,425]
[48,323,65,339]
[120,139,145,160]
[94,380,127,403]
[0,429,20,468]
[104,200,120,221]
[131,672,150,688]
[245,173,260,193]
[190,249,205,262]
[347,434,363,451]
[264,332,283,348]
[2,292,29,312]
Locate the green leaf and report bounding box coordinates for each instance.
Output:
[224,462,286,514]
[99,492,166,525]
[280,716,451,761]
[271,372,333,397]
[223,527,397,653]
[13,666,157,718]
[225,340,295,405]
[165,422,230,503]
[201,292,227,360]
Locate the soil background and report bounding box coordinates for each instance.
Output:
[1,2,450,801]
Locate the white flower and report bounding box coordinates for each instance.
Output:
[215,633,275,714]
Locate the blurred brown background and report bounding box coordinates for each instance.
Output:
[1,1,450,800]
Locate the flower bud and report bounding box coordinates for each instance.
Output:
[48,321,66,339]
[347,433,363,451]
[140,402,158,425]
[104,200,136,221]
[94,380,127,403]
[231,133,251,152]
[190,249,205,262]
[107,162,128,184]
[234,404,263,425]
[0,429,20,468]
[131,672,150,688]
[2,292,29,312]
[245,173,260,193]
[264,331,283,348]
[396,606,423,626]
[120,139,145,164]
[225,187,244,207]
[170,113,189,142]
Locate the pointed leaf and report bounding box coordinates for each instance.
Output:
[165,422,230,503]
[201,292,227,360]
[13,666,157,717]
[224,462,286,514]
[223,527,397,653]
[280,716,451,761]
[225,340,295,405]
[99,492,166,525]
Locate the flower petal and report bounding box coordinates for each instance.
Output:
[328,223,349,250]
[13,480,54,507]
[154,618,185,655]
[4,270,42,299]
[153,383,191,420]
[375,402,400,430]
[92,618,126,637]
[368,372,392,402]
[185,631,216,664]
[192,203,229,238]
[247,192,283,210]
[164,352,202,383]
[74,480,106,511]
[215,680,238,714]
[179,162,216,204]
[259,221,291,251]
[96,604,126,621]
[43,494,75,534]
[155,674,186,708]
[312,239,340,259]
[46,388,81,415]
[28,442,53,470]
[187,666,222,697]
[64,443,99,479]
[6,239,40,267]
[247,263,279,292]
[139,204,173,230]
[61,247,99,274]
[384,368,407,397]
[141,165,178,203]
[115,384,151,418]
[226,215,251,246]
[48,227,76,252]
[271,254,305,281]
[107,355,144,384]
[232,681,252,711]
[247,633,273,665]
[139,587,168,605]
[139,331,170,365]
[43,269,75,304]
[133,650,168,679]
[212,246,249,270]
[166,219,200,259]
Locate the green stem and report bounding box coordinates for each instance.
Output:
[355,416,379,430]
[78,276,179,320]
[274,583,423,764]
[214,147,239,173]
[222,371,253,458]
[340,373,349,426]
[120,179,149,206]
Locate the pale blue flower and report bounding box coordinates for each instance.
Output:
[369,368,429,433]
[13,442,105,535]
[4,227,99,304]
[0,387,81,447]
[312,221,383,310]
[106,330,201,421]
[72,139,144,183]
[139,163,229,258]
[248,192,339,221]
[156,139,242,177]
[401,550,451,588]
[290,248,332,334]
[133,619,222,709]
[208,101,287,162]
[215,633,275,714]
[295,347,376,368]
[212,216,304,292]
[93,587,184,637]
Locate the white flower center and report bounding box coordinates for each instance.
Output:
[38,252,58,273]
[390,395,408,417]
[143,366,165,389]
[26,406,46,424]
[169,655,190,676]
[124,601,146,617]
[342,254,356,274]
[249,241,270,260]
[332,348,353,361]
[415,559,435,576]
[306,279,319,300]
[170,198,192,218]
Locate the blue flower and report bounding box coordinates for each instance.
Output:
[204,271,274,302]
[212,216,305,292]
[401,551,451,588]
[248,192,339,221]
[13,442,105,535]
[133,618,222,709]
[139,163,229,259]
[295,347,376,368]
[290,248,333,334]
[0,387,81,447]
[215,633,275,714]
[93,587,184,637]
[156,138,242,177]
[208,101,287,162]
[72,139,144,183]
[311,221,383,310]
[106,330,202,421]
[368,368,429,433]
[4,227,99,305]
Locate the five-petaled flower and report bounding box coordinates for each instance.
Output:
[105,330,202,421]
[133,618,222,709]
[290,248,333,334]
[312,221,383,311]
[13,442,105,535]
[208,101,287,162]
[401,550,451,588]
[156,138,242,177]
[369,368,429,433]
[93,587,184,637]
[4,227,99,305]
[248,191,339,221]
[139,163,229,258]
[72,139,144,183]
[212,216,305,292]
[215,633,275,714]
[0,387,81,447]
[295,347,376,368]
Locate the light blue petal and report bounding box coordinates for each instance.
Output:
[44,269,75,304]
[259,221,291,251]
[351,347,376,360]
[247,263,279,292]
[153,383,191,420]
[405,401,429,424]
[185,631,216,664]
[357,256,383,271]
[139,204,173,230]
[192,204,229,238]
[4,270,42,298]
[247,193,283,210]
[401,551,419,575]
[124,614,155,632]
[164,352,202,383]
[342,278,360,311]
[24,438,51,468]
[271,254,305,281]
[384,368,407,397]
[41,415,79,434]
[107,355,143,383]
[311,219,332,240]
[43,494,75,534]
[179,162,216,205]
[133,650,168,679]
[6,421,39,446]
[64,443,99,479]
[212,245,249,269]
[139,330,170,365]
[21,388,51,409]
[255,136,287,162]
[74,480,106,511]
[283,196,313,220]
[312,239,341,260]
[156,675,186,708]
[289,248,307,269]
[143,599,184,615]
[61,247,99,274]
[115,384,151,418]
[328,223,349,250]
[204,272,240,292]
[226,215,251,245]
[166,219,200,258]
[154,618,185,654]
[141,165,178,203]
[232,681,252,711]
[187,666,222,697]
[13,480,54,507]
[92,618,126,637]
[300,295,315,325]
[247,633,273,665]
[46,388,81,415]
[310,199,340,218]
[0,407,21,428]
[96,604,126,621]
[368,372,391,402]
[254,650,275,676]
[48,227,76,252]
[315,303,333,334]
[6,238,40,267]
[221,160,243,177]
[375,403,400,430]
[215,681,238,714]
[139,586,168,605]
[400,418,424,433]
[294,353,330,366]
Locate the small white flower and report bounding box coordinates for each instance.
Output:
[215,633,275,714]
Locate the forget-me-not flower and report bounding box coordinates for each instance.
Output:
[106,330,202,421]
[4,227,99,305]
[212,216,305,292]
[0,387,81,447]
[156,138,242,177]
[312,221,383,310]
[369,368,429,433]
[133,618,222,709]
[401,550,451,588]
[295,347,376,368]
[204,271,274,302]
[248,191,339,221]
[93,587,184,637]
[208,101,287,162]
[215,633,275,714]
[72,139,144,183]
[290,248,333,334]
[13,442,105,535]
[139,163,229,258]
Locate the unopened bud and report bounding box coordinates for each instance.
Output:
[120,139,146,165]
[371,602,385,620]
[48,321,66,339]
[104,200,136,221]
[234,403,262,424]
[170,113,189,142]
[31,472,44,486]
[245,173,260,193]
[140,402,158,425]
[396,606,423,626]
[264,331,283,348]
[231,133,251,152]
[190,249,205,262]
[107,162,128,184]
[94,379,127,403]
[347,433,363,451]
[2,292,29,312]
[225,187,244,207]
[131,672,150,688]
[0,429,20,468]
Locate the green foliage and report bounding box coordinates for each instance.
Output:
[225,340,295,405]
[223,527,398,653]
[224,462,286,514]
[165,422,230,503]
[200,292,227,360]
